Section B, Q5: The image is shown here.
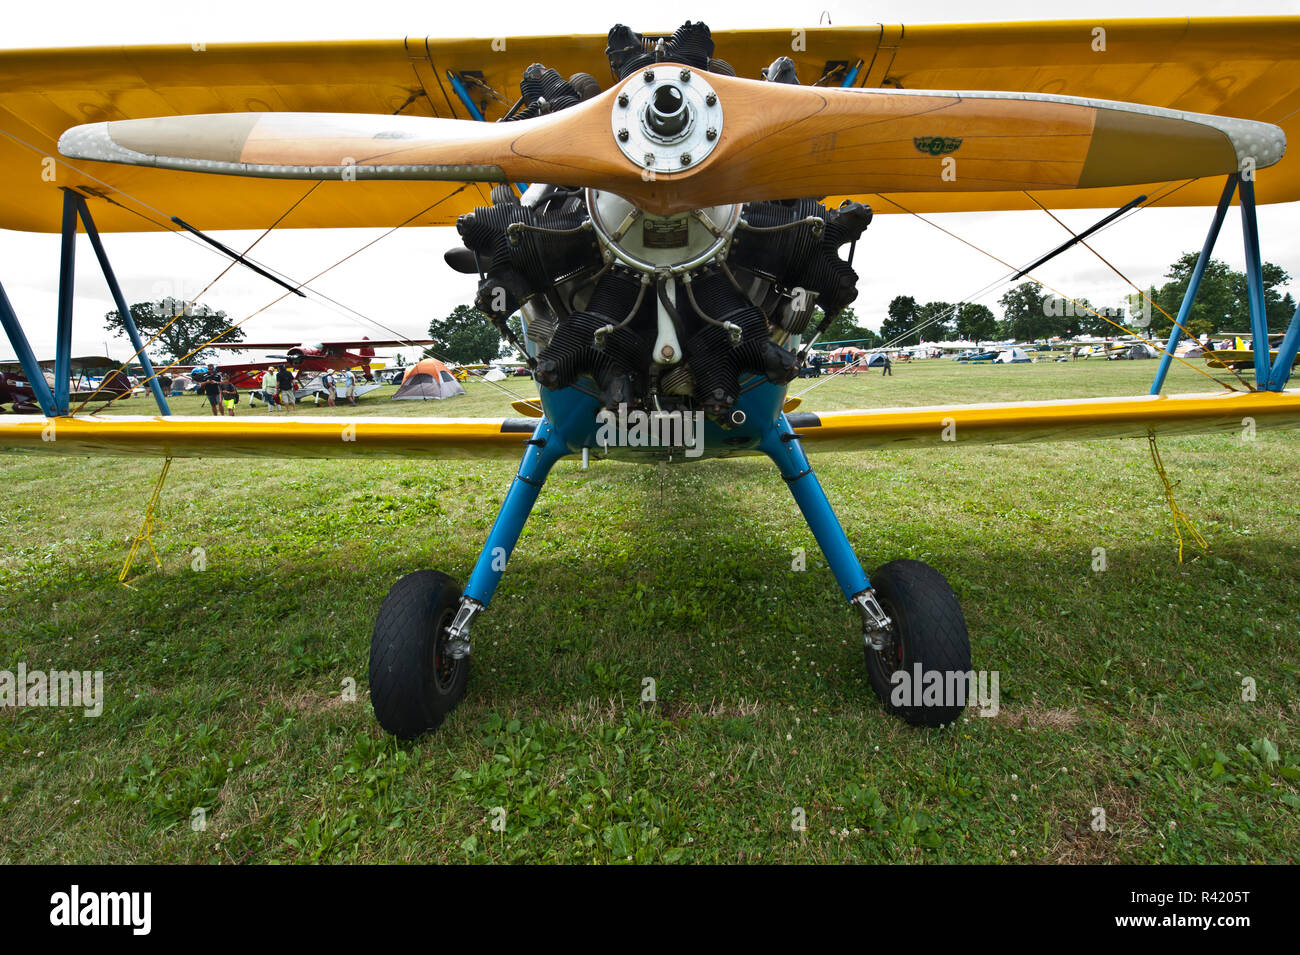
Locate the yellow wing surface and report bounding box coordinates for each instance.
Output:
[3,16,1300,232]
[2,390,1296,458]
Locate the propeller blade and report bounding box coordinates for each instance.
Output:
[58,67,1284,216]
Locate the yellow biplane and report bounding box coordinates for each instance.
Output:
[2,17,1300,736]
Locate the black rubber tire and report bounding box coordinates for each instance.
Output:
[863,559,971,728]
[568,71,602,101]
[369,570,470,738]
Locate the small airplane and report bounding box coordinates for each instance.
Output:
[1203,333,1297,371]
[0,355,137,409]
[0,370,38,412]
[3,16,1300,738]
[204,336,434,382]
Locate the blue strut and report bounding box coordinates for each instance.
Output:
[1151,176,1237,395]
[758,413,871,600]
[462,417,570,607]
[1238,178,1274,386]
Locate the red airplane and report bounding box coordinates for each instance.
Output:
[205,336,438,384]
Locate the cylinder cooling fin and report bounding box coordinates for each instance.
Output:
[445,19,873,424]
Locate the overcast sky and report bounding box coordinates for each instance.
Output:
[3,0,1299,362]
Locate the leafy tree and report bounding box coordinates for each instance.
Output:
[954,303,998,344]
[998,282,1048,341]
[426,304,502,364]
[814,305,879,347]
[916,301,956,340]
[1148,253,1294,337]
[104,297,242,363]
[879,295,920,345]
[1238,263,1295,334]
[506,315,528,355]
[1040,293,1124,338]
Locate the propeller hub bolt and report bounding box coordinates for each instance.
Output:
[618,128,629,141]
[705,127,717,141]
[680,153,691,165]
[617,93,629,107]
[679,68,691,81]
[643,70,655,83]
[705,92,717,106]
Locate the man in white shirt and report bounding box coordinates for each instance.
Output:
[261,369,278,411]
[344,369,357,406]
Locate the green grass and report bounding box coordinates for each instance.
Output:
[1,358,1297,863]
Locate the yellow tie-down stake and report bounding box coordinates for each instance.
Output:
[119,457,173,587]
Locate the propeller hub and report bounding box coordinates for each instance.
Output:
[611,66,723,175]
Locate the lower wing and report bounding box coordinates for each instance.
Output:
[1,390,1295,459]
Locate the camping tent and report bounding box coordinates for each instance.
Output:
[391,358,466,400]
[1117,343,1159,360]
[995,347,1032,363]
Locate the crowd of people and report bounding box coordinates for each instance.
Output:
[192,366,241,416]
[189,363,363,414]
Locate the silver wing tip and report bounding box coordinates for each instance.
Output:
[57,122,146,164]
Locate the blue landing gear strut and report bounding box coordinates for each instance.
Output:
[759,413,972,727]
[369,411,971,736]
[443,417,570,658]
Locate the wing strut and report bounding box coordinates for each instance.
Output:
[0,189,172,416]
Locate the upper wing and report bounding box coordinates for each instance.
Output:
[5,16,1300,232]
[1,390,1296,459]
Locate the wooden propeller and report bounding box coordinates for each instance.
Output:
[59,65,1284,216]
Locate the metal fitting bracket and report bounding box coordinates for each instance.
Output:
[852,588,893,652]
[445,597,483,660]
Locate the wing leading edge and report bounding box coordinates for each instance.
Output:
[0,391,1296,459]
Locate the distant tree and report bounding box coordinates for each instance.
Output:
[104,297,242,363]
[916,301,956,340]
[395,353,407,368]
[1148,253,1293,337]
[998,282,1048,341]
[506,315,527,356]
[880,295,921,345]
[955,303,998,345]
[1237,262,1295,333]
[1041,293,1118,338]
[815,305,879,347]
[426,304,502,364]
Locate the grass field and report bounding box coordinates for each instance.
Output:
[2,357,1297,863]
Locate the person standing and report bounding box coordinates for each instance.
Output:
[882,354,892,376]
[261,368,278,411]
[200,367,222,416]
[219,374,239,416]
[344,368,357,406]
[275,365,296,408]
[322,371,337,408]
